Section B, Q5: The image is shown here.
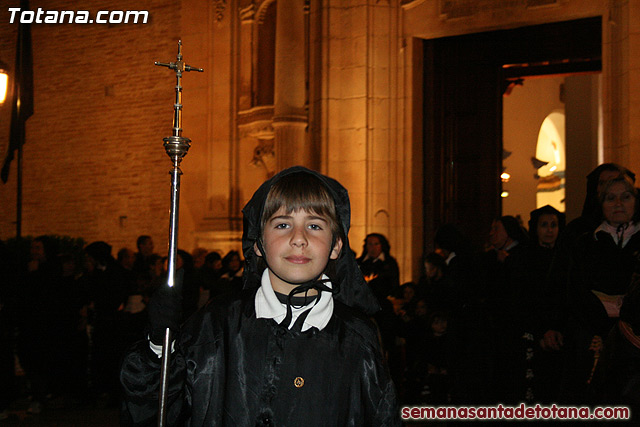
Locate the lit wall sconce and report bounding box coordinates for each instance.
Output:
[501,172,511,183]
[501,191,510,198]
[0,60,8,104]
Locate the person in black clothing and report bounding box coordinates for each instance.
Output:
[84,241,127,406]
[357,233,400,301]
[132,235,155,279]
[420,252,457,314]
[593,271,640,420]
[16,236,62,414]
[177,249,200,320]
[422,311,453,405]
[561,173,640,404]
[503,205,566,403]
[52,253,90,403]
[558,163,635,252]
[433,224,476,306]
[0,240,15,419]
[480,216,529,403]
[357,233,400,363]
[218,250,244,294]
[120,166,400,426]
[199,251,232,299]
[483,215,529,312]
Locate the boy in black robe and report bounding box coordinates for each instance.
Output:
[120,166,400,426]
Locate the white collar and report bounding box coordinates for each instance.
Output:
[362,252,386,263]
[504,240,519,252]
[255,269,334,332]
[445,251,456,265]
[595,221,639,248]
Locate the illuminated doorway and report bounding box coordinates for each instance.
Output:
[502,76,567,224]
[424,17,601,250]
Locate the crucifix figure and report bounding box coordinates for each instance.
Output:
[155,40,203,164]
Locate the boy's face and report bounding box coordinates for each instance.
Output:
[256,207,342,294]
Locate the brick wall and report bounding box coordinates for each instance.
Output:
[0,0,181,255]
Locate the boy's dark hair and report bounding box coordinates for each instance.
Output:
[261,171,345,246]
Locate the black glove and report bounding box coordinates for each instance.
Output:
[147,269,184,346]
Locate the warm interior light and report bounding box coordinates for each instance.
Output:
[501,172,511,182]
[0,69,8,104]
[549,165,557,172]
[501,191,509,198]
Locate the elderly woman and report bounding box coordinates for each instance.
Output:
[568,173,640,338]
[563,173,640,402]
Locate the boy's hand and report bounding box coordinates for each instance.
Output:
[147,270,184,346]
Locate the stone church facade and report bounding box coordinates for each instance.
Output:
[0,0,638,282]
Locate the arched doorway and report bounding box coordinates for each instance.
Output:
[535,111,566,211]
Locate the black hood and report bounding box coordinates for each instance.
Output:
[241,166,380,316]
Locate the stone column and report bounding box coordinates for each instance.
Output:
[273,0,309,169]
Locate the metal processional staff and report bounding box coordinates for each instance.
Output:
[154,40,203,427]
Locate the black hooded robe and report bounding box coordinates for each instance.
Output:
[120,166,400,426]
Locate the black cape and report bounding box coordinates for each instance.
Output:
[120,166,398,426]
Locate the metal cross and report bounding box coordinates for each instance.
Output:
[154,40,203,427]
[155,40,203,161]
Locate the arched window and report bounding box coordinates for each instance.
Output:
[535,111,566,211]
[256,1,276,106]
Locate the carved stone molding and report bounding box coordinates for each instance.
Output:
[239,4,255,22]
[256,0,276,24]
[439,0,559,20]
[214,0,226,21]
[238,120,275,139]
[237,106,275,131]
[250,138,276,177]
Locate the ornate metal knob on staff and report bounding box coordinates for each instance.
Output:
[154,40,203,427]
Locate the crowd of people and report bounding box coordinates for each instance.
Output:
[360,163,640,416]
[0,235,245,418]
[1,162,639,420]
